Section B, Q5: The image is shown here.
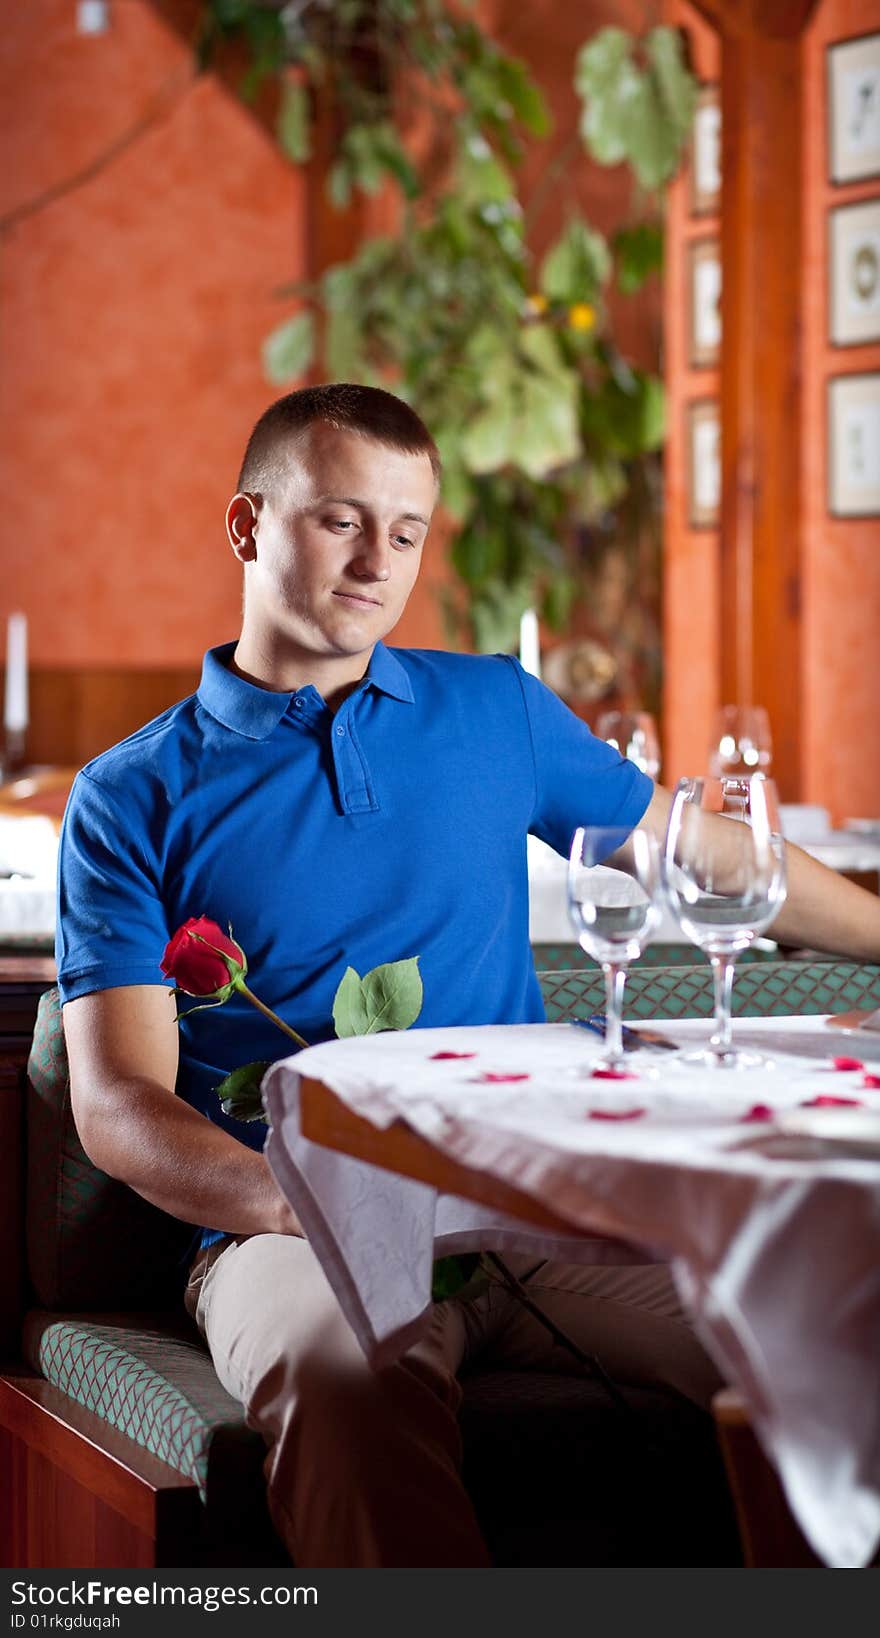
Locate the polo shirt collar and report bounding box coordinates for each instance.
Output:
[364,642,414,704]
[198,640,413,739]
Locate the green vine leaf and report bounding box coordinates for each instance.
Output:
[576,25,697,190]
[262,311,315,384]
[539,217,611,305]
[613,221,664,294]
[277,79,311,164]
[575,28,639,168]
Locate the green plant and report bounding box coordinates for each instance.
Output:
[198,4,697,671]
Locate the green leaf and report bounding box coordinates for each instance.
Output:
[575,28,640,168]
[539,218,611,305]
[332,958,424,1038]
[360,958,424,1034]
[342,125,387,196]
[470,579,534,654]
[215,1060,272,1124]
[450,517,506,587]
[494,57,551,136]
[613,221,663,294]
[540,574,578,631]
[575,25,698,189]
[459,397,516,473]
[431,1254,482,1302]
[513,335,581,479]
[582,371,665,457]
[456,142,516,208]
[622,78,681,192]
[646,26,698,148]
[332,965,371,1038]
[328,160,352,210]
[437,455,474,524]
[277,79,311,164]
[262,311,314,384]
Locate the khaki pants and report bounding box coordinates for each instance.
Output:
[185,1233,722,1568]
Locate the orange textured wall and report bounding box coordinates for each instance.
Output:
[0,0,450,670]
[662,1,721,785]
[2,2,667,687]
[1,0,300,666]
[802,0,880,823]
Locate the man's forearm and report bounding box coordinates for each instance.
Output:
[75,1077,302,1238]
[770,842,880,961]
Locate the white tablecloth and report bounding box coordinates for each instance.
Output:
[263,1015,880,1569]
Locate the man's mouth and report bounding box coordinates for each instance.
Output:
[332,591,382,608]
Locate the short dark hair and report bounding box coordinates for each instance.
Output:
[236,382,441,495]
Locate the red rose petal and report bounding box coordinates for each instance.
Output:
[475,1072,531,1083]
[590,1067,638,1081]
[430,1051,477,1060]
[741,1104,775,1123]
[832,1056,864,1072]
[588,1107,646,1121]
[863,1074,880,1090]
[800,1094,864,1108]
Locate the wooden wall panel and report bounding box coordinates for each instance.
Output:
[802,1,880,823]
[718,24,807,798]
[664,0,880,814]
[662,3,722,785]
[22,667,200,769]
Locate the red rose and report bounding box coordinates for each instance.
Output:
[160,916,247,999]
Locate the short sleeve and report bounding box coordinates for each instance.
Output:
[505,658,654,855]
[56,769,174,1003]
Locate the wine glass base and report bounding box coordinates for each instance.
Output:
[681,1045,775,1071]
[566,1056,660,1081]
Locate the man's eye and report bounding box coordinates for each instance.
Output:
[394,535,416,549]
[328,518,356,531]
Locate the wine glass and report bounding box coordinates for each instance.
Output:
[596,710,661,779]
[567,825,662,1071]
[708,705,773,778]
[662,775,788,1068]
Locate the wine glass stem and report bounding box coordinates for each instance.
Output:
[709,953,736,1054]
[602,962,627,1067]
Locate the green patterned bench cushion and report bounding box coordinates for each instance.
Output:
[21,1311,740,1565]
[26,987,194,1310]
[531,943,777,971]
[538,960,880,1022]
[22,1310,267,1526]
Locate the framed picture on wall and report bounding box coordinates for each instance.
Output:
[688,239,722,368]
[687,400,721,529]
[828,373,880,516]
[690,84,721,216]
[830,200,880,345]
[827,32,880,184]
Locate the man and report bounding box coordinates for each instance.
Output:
[58,384,880,1568]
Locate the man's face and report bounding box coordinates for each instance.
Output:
[236,422,436,667]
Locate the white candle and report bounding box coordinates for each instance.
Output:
[4,612,29,733]
[519,607,541,681]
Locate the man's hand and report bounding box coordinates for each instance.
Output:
[634,785,880,962]
[63,985,303,1238]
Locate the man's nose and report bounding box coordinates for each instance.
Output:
[351,528,391,581]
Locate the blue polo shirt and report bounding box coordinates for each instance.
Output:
[57,642,651,1229]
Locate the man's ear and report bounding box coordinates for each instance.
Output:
[226,492,261,562]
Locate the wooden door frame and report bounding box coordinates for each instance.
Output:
[690,1,819,798]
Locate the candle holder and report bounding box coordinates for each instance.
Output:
[1,726,27,782]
